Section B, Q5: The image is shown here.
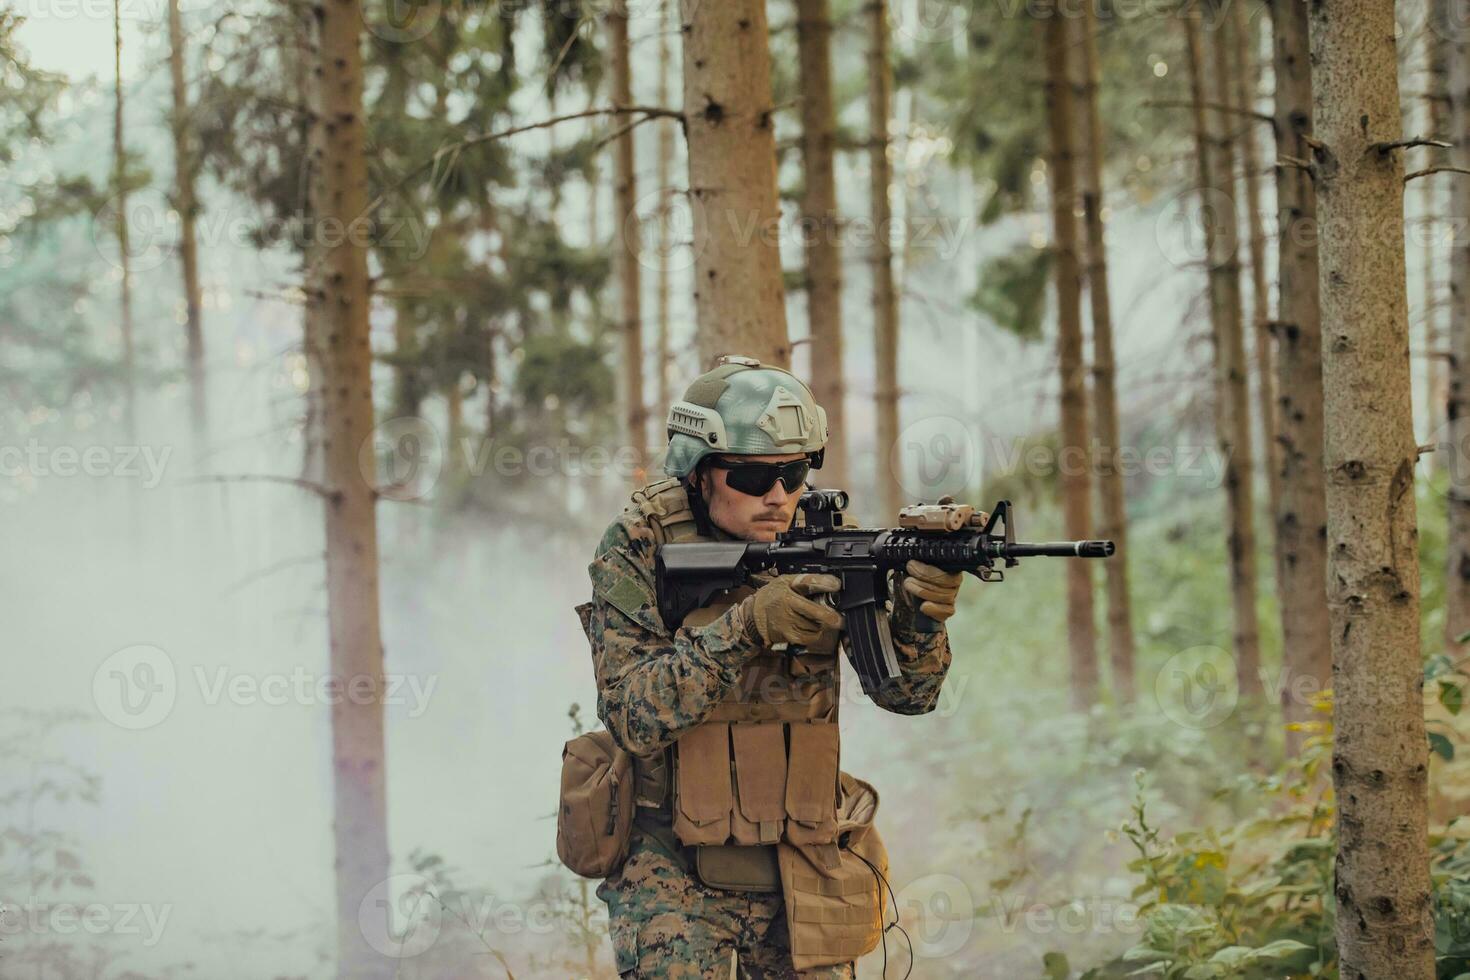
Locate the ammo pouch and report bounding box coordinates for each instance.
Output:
[556,730,636,879]
[671,719,841,849]
[777,772,888,971]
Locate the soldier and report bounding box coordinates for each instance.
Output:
[574,356,964,978]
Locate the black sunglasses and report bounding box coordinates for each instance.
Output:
[705,457,812,496]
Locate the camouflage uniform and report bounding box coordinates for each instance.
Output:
[578,500,952,978]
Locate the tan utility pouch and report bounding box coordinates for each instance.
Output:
[694,844,781,892]
[672,722,733,845]
[556,730,635,879]
[784,722,841,845]
[777,772,888,971]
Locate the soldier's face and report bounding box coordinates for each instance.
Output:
[697,452,806,542]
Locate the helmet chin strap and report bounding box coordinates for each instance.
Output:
[684,469,718,538]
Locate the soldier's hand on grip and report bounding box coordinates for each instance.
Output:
[901,560,963,623]
[743,573,844,647]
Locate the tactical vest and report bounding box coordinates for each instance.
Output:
[629,478,843,850]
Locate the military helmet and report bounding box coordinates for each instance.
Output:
[662,355,829,479]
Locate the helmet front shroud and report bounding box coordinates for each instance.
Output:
[662,357,829,481]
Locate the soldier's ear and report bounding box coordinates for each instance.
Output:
[695,465,713,499]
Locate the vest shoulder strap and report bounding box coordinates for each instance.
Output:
[629,477,702,545]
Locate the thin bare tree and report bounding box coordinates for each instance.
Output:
[167,0,206,449]
[797,0,849,490]
[1042,10,1099,710]
[609,5,647,475]
[1231,1,1280,532]
[112,0,135,444]
[869,0,903,517]
[314,0,391,976]
[1075,6,1134,699]
[1183,5,1263,698]
[1267,0,1331,754]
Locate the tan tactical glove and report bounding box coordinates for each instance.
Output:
[740,573,844,647]
[900,560,964,623]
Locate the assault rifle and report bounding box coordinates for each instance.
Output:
[654,489,1114,696]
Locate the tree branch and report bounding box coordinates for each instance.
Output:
[1142,98,1274,126]
[184,473,334,498]
[1405,166,1470,183]
[357,105,683,230]
[1373,135,1453,153]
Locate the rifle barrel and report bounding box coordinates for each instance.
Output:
[1003,540,1115,559]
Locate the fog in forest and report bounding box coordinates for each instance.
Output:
[6,1,1467,978]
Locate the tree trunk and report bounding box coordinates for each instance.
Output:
[112,0,135,444]
[1232,0,1280,539]
[1075,5,1134,701]
[1444,0,1470,648]
[654,0,676,423]
[797,0,848,492]
[680,0,789,368]
[1184,7,1263,698]
[314,1,392,977]
[1042,12,1099,710]
[1309,1,1435,974]
[300,0,327,487]
[1425,0,1449,475]
[609,6,646,478]
[167,0,206,449]
[1268,0,1331,756]
[869,0,903,518]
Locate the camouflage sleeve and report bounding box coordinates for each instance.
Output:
[868,568,953,715]
[580,519,763,756]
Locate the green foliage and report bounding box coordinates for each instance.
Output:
[1064,691,1470,980]
[968,244,1052,341]
[0,8,65,164]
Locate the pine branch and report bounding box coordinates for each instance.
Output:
[1142,98,1274,126]
[1405,166,1470,183]
[183,473,333,498]
[1372,135,1452,153]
